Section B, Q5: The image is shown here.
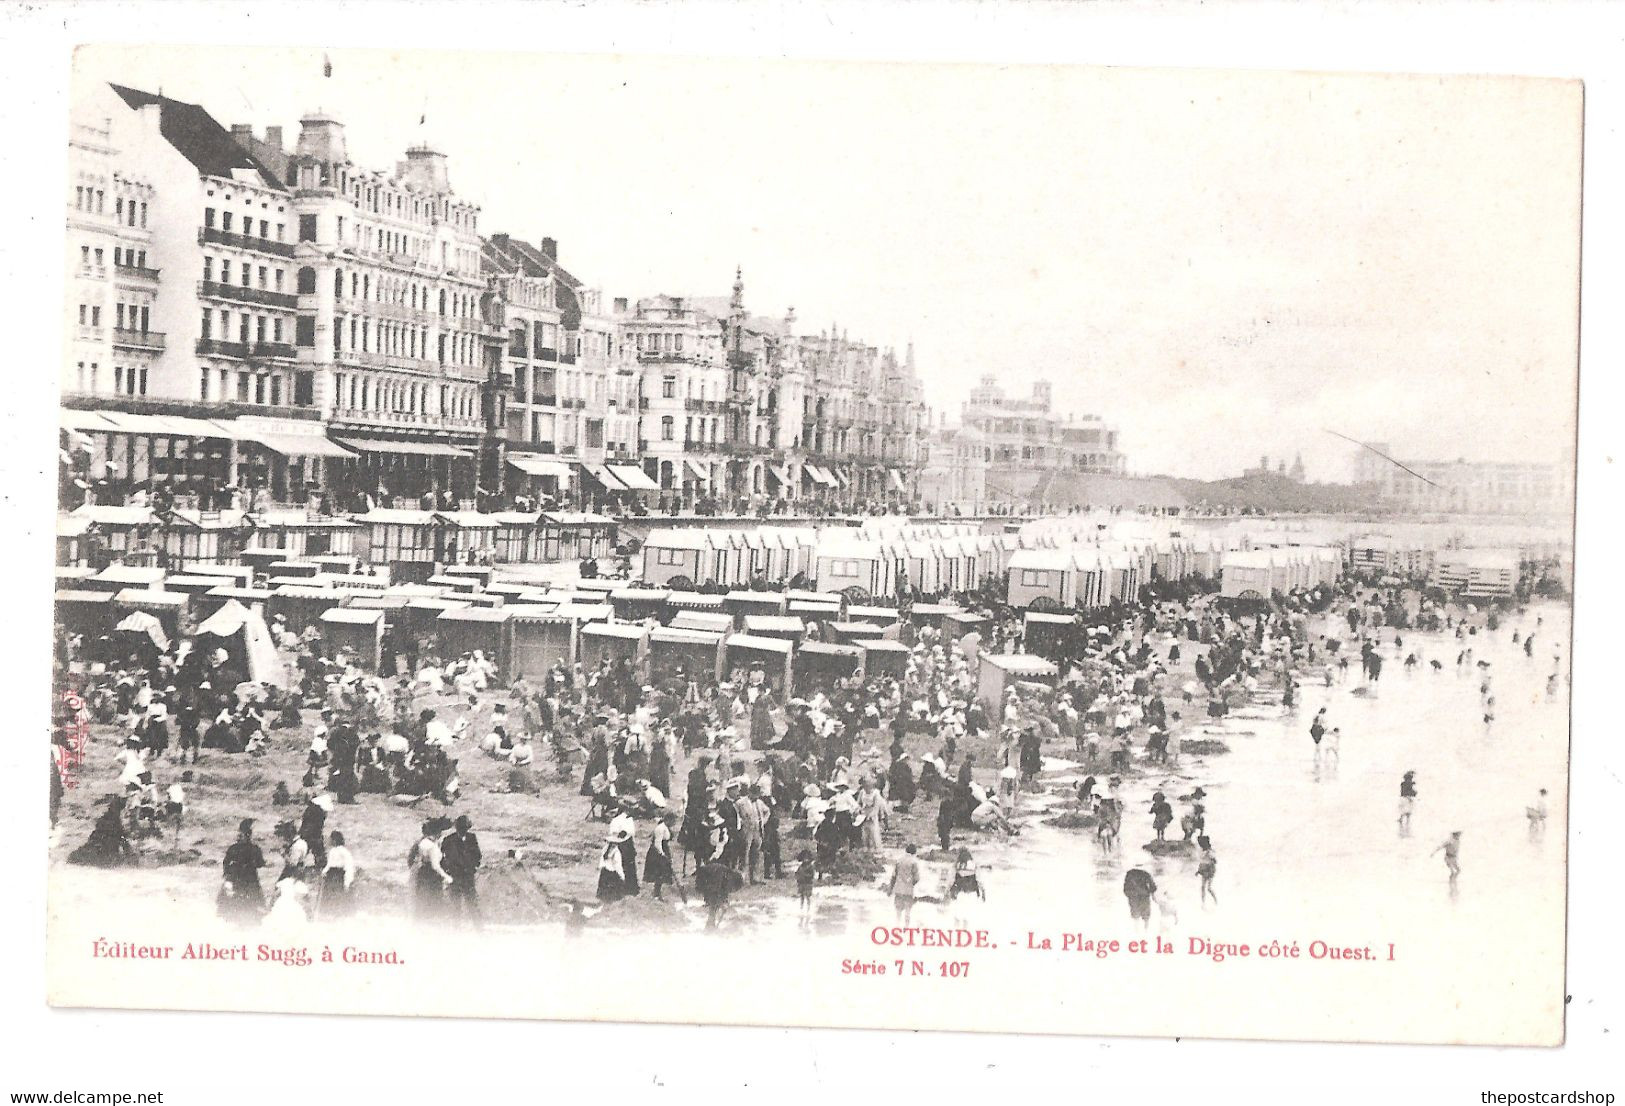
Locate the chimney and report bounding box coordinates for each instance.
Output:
[398,143,449,193]
[613,297,628,314]
[541,237,557,260]
[231,123,253,141]
[295,112,347,164]
[265,126,284,152]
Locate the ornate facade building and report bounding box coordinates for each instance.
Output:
[61,83,930,517]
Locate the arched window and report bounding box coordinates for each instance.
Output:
[296,266,317,295]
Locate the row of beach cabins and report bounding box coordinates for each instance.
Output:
[637,519,1348,609]
[55,560,1069,710]
[57,505,618,581]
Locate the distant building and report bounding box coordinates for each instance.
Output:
[1353,444,1565,516]
[1243,453,1306,482]
[960,376,1124,475]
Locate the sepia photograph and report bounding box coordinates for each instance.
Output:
[39,34,1588,1055]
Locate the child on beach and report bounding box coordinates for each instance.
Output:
[1196,835,1218,905]
[795,848,815,922]
[1432,831,1462,886]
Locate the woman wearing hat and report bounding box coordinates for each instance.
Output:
[645,811,679,901]
[597,825,632,903]
[408,818,452,922]
[218,818,268,924]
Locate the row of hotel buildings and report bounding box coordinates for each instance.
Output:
[64,81,929,513]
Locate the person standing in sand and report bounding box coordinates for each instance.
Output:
[887,844,921,925]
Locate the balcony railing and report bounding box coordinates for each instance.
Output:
[112,328,165,351]
[196,338,296,360]
[198,280,299,309]
[198,226,296,258]
[558,352,577,364]
[537,347,558,362]
[115,262,161,282]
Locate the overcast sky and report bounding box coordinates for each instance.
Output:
[75,45,1580,481]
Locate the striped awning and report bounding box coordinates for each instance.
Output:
[507,454,573,479]
[607,463,658,491]
[241,431,356,458]
[332,437,472,458]
[579,463,627,490]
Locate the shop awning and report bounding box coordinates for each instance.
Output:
[606,463,658,491]
[241,431,356,458]
[804,464,835,487]
[888,469,907,492]
[766,464,792,487]
[94,411,205,436]
[157,415,237,438]
[579,463,628,490]
[59,410,117,432]
[683,459,710,482]
[332,437,472,458]
[834,467,852,487]
[507,454,573,480]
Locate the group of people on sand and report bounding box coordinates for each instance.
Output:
[53,549,1566,939]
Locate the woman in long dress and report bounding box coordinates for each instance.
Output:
[597,831,629,902]
[409,818,451,921]
[218,818,267,924]
[320,831,357,918]
[645,813,677,900]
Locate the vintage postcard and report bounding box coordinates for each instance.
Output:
[48,44,1579,1045]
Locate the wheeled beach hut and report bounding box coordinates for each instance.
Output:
[827,620,886,646]
[793,642,864,694]
[610,587,671,624]
[270,584,341,635]
[66,505,159,565]
[813,538,891,600]
[506,605,575,682]
[845,604,900,627]
[724,590,787,624]
[742,614,807,645]
[859,638,911,680]
[428,574,481,595]
[156,508,255,569]
[1006,548,1084,609]
[646,627,725,685]
[539,512,616,563]
[436,607,513,676]
[433,512,500,564]
[178,563,254,589]
[641,529,717,588]
[665,592,727,625]
[490,512,540,564]
[352,509,439,582]
[82,565,166,595]
[247,511,359,560]
[975,653,1058,715]
[54,589,117,641]
[1022,611,1079,660]
[722,633,794,697]
[906,602,965,634]
[579,621,649,670]
[198,585,273,620]
[670,610,735,635]
[319,607,385,671]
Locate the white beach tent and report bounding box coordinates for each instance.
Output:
[196,599,292,688]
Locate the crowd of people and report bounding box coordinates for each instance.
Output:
[51,544,1564,937]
